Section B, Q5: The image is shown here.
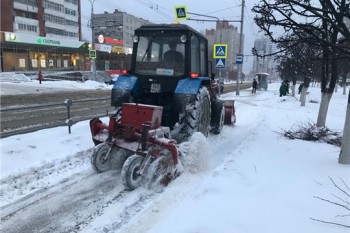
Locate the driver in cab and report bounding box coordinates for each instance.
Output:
[163,42,183,65]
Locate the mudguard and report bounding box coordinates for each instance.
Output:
[210,99,225,127]
[111,75,139,107]
[174,77,210,113]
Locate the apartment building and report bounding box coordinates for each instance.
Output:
[205,21,243,81]
[0,0,87,72]
[91,9,151,70]
[253,38,278,76]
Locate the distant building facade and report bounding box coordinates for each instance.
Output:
[0,0,88,72]
[253,38,278,78]
[91,9,151,70]
[205,21,243,81]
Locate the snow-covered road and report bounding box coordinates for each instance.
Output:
[0,91,259,233]
[1,83,349,233]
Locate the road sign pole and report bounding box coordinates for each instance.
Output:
[236,0,245,96]
[219,69,222,95]
[89,0,97,80]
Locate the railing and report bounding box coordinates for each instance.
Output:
[0,97,113,138]
[0,82,250,138]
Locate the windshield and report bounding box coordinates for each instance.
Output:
[135,35,185,76]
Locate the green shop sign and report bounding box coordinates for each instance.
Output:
[4,32,84,48]
[37,37,61,45]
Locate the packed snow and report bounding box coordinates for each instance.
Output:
[0,72,112,95]
[0,76,349,232]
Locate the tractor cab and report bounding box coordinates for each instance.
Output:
[129,24,211,91]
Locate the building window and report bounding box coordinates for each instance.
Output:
[46,27,78,38]
[18,23,37,32]
[64,0,78,5]
[13,10,36,19]
[45,14,78,27]
[45,1,64,12]
[14,0,37,7]
[65,8,77,16]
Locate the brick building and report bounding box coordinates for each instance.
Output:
[0,0,88,72]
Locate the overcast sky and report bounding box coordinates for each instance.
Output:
[80,0,265,72]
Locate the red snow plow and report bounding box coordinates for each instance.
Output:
[90,103,182,190]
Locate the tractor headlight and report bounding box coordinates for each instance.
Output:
[132,35,139,43]
[180,35,187,43]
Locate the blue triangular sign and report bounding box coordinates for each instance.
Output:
[215,58,226,68]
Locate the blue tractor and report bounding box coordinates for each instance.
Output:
[89,24,235,190]
[110,24,235,141]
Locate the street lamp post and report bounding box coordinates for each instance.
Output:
[89,0,97,80]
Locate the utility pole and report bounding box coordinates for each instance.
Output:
[236,0,245,95]
[89,0,97,80]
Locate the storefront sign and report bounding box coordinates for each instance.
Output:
[98,35,105,43]
[95,44,112,53]
[112,46,125,53]
[37,38,60,46]
[104,37,123,46]
[4,32,84,48]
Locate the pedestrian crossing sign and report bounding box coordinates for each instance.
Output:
[174,6,188,20]
[215,58,226,69]
[213,44,228,58]
[89,49,96,59]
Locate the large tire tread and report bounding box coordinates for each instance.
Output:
[174,87,211,142]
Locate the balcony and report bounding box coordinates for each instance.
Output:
[14,1,38,13]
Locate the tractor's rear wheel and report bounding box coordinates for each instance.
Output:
[121,154,144,191]
[91,143,112,173]
[175,87,211,142]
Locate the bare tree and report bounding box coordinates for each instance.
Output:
[276,35,322,104]
[253,0,350,164]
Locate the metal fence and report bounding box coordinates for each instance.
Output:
[0,97,112,138]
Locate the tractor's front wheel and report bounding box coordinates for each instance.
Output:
[121,154,144,190]
[145,155,173,190]
[91,143,112,173]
